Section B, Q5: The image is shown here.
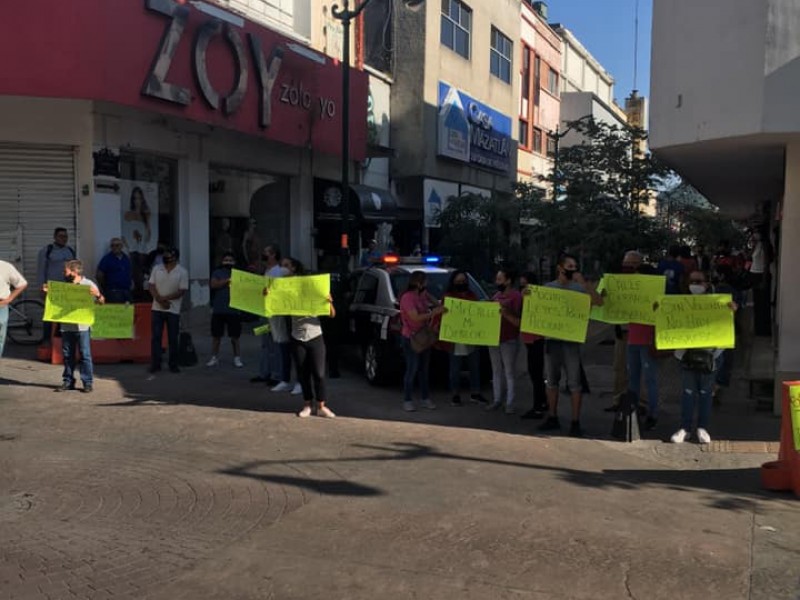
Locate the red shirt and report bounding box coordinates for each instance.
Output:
[492,289,522,343]
[628,323,654,345]
[400,290,431,338]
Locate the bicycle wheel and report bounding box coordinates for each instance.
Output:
[7,299,45,345]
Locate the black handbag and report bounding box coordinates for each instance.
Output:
[681,349,714,374]
[410,326,437,353]
[177,331,198,367]
[611,391,641,442]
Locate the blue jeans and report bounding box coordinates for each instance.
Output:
[680,367,714,431]
[259,332,282,381]
[151,310,180,370]
[715,351,733,387]
[449,349,480,394]
[0,305,8,357]
[627,344,659,418]
[105,289,131,303]
[402,336,431,403]
[61,330,93,387]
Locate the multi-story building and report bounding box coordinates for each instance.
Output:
[650,0,799,412]
[551,23,628,146]
[517,0,562,191]
[391,0,521,251]
[0,0,370,319]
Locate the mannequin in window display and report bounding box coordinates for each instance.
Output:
[242,218,262,271]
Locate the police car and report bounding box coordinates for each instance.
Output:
[343,255,488,385]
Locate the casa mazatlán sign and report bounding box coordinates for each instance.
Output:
[436,81,513,174]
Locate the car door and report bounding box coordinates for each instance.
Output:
[348,270,380,347]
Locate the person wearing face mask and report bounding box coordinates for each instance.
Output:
[399,271,447,412]
[539,254,604,437]
[748,229,772,337]
[51,260,104,392]
[518,271,547,419]
[206,252,244,369]
[442,270,488,406]
[148,246,188,374]
[670,271,735,444]
[485,268,523,414]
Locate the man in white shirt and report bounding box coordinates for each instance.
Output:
[0,260,28,357]
[148,247,188,373]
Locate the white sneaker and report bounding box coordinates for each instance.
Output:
[291,382,303,395]
[205,356,219,367]
[670,428,688,444]
[317,406,336,419]
[697,428,712,444]
[271,381,293,392]
[233,357,244,368]
[421,399,436,410]
[505,404,516,415]
[403,401,417,412]
[486,401,502,412]
[297,405,312,418]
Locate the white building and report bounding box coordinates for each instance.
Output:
[650,0,800,411]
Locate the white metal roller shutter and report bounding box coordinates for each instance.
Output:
[0,143,77,285]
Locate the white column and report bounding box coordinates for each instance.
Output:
[290,153,314,269]
[177,159,210,312]
[775,141,800,413]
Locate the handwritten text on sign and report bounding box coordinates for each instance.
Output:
[266,274,331,317]
[790,385,800,452]
[594,274,665,325]
[438,297,502,347]
[43,281,95,325]
[654,294,735,350]
[92,304,134,339]
[520,285,591,343]
[229,269,270,317]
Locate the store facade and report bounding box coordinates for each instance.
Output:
[0,0,367,319]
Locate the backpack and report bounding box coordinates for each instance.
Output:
[177,332,198,367]
[46,243,76,261]
[611,391,641,442]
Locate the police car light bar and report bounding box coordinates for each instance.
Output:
[382,254,400,264]
[424,255,441,264]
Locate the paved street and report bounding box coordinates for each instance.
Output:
[1,329,798,600]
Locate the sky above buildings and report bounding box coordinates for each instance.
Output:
[547,0,653,105]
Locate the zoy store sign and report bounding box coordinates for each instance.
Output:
[437,82,512,173]
[142,0,337,127]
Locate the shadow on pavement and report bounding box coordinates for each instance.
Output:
[218,442,789,509]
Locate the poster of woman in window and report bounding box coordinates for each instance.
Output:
[119,180,159,296]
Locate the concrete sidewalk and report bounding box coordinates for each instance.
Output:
[1,326,798,599]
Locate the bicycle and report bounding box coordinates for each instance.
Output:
[6,297,45,345]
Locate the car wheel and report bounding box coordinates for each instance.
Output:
[364,340,388,386]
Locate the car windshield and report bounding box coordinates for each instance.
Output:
[390,271,487,301]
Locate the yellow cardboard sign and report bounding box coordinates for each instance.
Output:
[790,385,800,452]
[654,294,735,350]
[230,269,269,317]
[43,281,95,325]
[265,274,331,317]
[589,278,623,324]
[92,304,134,339]
[592,274,665,325]
[438,297,502,346]
[520,285,591,343]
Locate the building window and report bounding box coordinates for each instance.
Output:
[547,66,559,96]
[490,27,512,83]
[534,56,542,106]
[521,49,530,100]
[441,0,471,59]
[519,119,529,148]
[363,0,393,74]
[533,128,543,154]
[546,134,557,156]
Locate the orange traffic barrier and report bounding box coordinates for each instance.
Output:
[761,380,800,497]
[38,303,165,365]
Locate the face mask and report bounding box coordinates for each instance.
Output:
[496,283,507,292]
[453,283,468,292]
[64,274,75,283]
[622,266,636,274]
[222,262,235,268]
[689,284,706,295]
[564,269,577,280]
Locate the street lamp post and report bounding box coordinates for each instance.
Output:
[331,0,424,279]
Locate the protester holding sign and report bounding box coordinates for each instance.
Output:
[268,260,336,418]
[440,271,489,406]
[518,272,547,420]
[539,254,603,438]
[667,270,736,445]
[52,260,104,393]
[148,247,188,374]
[486,268,523,415]
[399,271,446,412]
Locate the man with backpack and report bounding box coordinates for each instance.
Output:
[36,227,76,345]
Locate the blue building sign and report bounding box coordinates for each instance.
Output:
[437,81,512,173]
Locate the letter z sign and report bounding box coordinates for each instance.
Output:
[142,0,284,127]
